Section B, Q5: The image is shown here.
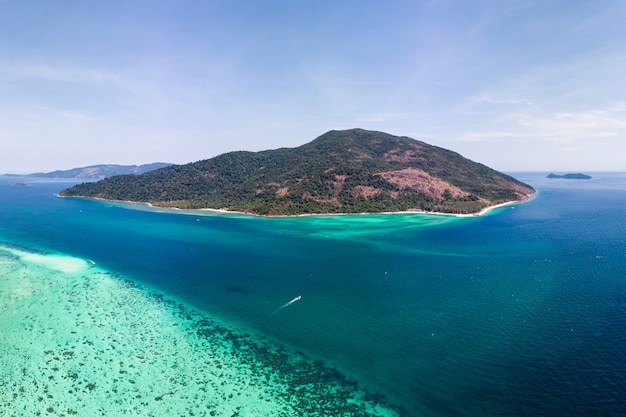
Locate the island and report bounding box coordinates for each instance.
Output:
[3,163,172,180]
[60,129,535,216]
[547,173,592,180]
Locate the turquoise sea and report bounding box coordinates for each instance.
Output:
[1,172,625,416]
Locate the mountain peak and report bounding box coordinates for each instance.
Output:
[60,129,535,215]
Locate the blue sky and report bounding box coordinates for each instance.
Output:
[2,0,625,173]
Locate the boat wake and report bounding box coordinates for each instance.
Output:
[268,295,302,318]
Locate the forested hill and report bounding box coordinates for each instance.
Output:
[59,129,535,215]
[18,163,173,179]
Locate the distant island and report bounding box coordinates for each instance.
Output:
[4,163,172,180]
[547,173,592,180]
[60,129,535,216]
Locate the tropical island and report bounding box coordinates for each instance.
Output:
[3,163,172,180]
[59,129,535,216]
[547,173,592,180]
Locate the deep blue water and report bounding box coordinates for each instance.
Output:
[1,173,625,416]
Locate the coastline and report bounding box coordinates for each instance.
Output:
[58,193,534,219]
[171,193,535,218]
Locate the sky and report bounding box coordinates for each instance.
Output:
[1,0,625,174]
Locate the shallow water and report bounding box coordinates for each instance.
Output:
[0,245,399,416]
[1,173,626,416]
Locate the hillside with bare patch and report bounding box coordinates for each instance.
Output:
[61,129,535,215]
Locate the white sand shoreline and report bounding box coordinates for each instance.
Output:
[170,195,534,218]
[59,194,535,219]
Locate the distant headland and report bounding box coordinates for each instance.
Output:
[60,129,535,216]
[547,173,592,180]
[3,163,172,180]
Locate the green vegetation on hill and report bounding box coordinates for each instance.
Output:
[60,129,535,215]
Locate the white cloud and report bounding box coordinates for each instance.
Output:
[0,63,122,85]
[468,93,536,107]
[514,107,626,142]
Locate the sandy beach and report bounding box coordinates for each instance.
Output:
[59,190,535,219]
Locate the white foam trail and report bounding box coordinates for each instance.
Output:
[280,295,302,309]
[268,295,302,318]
